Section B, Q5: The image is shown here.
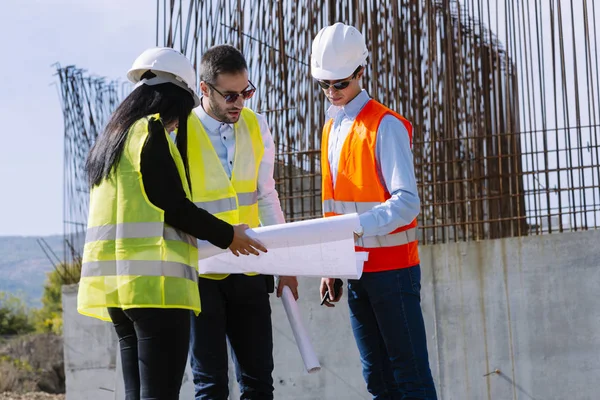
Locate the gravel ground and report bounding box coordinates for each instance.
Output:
[0,393,64,400]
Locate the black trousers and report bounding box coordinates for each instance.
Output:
[189,274,274,400]
[108,307,190,400]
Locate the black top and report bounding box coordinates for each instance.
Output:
[139,118,234,249]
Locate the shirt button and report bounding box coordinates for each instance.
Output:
[223,136,226,140]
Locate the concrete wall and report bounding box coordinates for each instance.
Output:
[62,284,118,400]
[63,229,600,399]
[420,229,600,400]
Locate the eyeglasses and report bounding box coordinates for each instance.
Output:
[316,77,354,91]
[206,81,256,103]
[316,68,362,91]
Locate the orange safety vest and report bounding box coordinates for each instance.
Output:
[321,99,420,273]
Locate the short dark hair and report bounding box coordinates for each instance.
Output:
[199,44,248,84]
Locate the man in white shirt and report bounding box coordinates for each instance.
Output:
[187,44,298,400]
[312,23,438,400]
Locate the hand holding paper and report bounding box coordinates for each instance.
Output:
[229,223,267,256]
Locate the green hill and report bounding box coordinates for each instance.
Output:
[0,235,64,306]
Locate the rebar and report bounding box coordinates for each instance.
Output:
[55,65,123,266]
[156,0,600,244]
[57,1,600,254]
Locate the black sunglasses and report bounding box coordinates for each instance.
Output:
[316,67,362,90]
[317,77,355,91]
[206,81,256,103]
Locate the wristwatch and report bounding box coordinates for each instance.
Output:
[354,225,364,238]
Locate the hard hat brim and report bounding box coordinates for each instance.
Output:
[126,69,141,84]
[311,64,362,81]
[129,68,201,107]
[191,94,200,107]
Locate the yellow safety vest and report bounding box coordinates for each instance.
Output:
[187,108,264,280]
[77,115,200,321]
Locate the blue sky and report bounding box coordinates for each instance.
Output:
[0,0,155,236]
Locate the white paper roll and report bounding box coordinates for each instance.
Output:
[197,213,366,279]
[280,286,321,373]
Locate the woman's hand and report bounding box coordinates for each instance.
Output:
[229,224,267,256]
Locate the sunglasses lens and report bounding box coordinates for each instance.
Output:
[317,80,351,90]
[333,81,350,90]
[224,94,239,103]
[242,89,255,100]
[317,80,330,90]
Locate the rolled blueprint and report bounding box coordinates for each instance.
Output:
[280,285,321,373]
[197,213,368,279]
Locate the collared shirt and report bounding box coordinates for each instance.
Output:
[326,90,421,237]
[194,103,285,226]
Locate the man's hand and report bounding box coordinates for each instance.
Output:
[229,224,267,257]
[277,276,299,300]
[354,232,360,242]
[320,277,343,307]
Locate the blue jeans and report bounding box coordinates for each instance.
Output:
[189,274,274,400]
[348,266,438,400]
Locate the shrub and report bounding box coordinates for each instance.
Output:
[0,293,34,335]
[34,263,80,335]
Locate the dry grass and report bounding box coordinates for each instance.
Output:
[0,362,21,393]
[0,334,64,394]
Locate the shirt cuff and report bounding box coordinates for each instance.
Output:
[358,212,378,237]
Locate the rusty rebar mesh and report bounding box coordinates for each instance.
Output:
[156,0,600,244]
[58,1,600,251]
[55,66,124,265]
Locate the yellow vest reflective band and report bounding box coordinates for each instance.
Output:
[77,116,200,321]
[187,108,264,280]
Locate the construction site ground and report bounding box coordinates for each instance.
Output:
[0,394,64,400]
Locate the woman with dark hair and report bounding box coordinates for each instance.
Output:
[77,47,266,400]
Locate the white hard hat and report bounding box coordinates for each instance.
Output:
[310,23,368,81]
[127,47,200,107]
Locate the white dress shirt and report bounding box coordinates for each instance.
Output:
[194,103,285,226]
[326,90,421,237]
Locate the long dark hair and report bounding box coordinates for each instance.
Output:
[86,71,194,187]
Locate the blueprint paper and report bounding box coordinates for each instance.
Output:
[280,286,321,373]
[197,213,367,279]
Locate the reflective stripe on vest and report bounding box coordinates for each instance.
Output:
[193,190,258,214]
[322,199,381,214]
[81,260,197,281]
[238,191,259,206]
[358,227,418,248]
[194,198,236,214]
[85,222,197,247]
[323,200,417,248]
